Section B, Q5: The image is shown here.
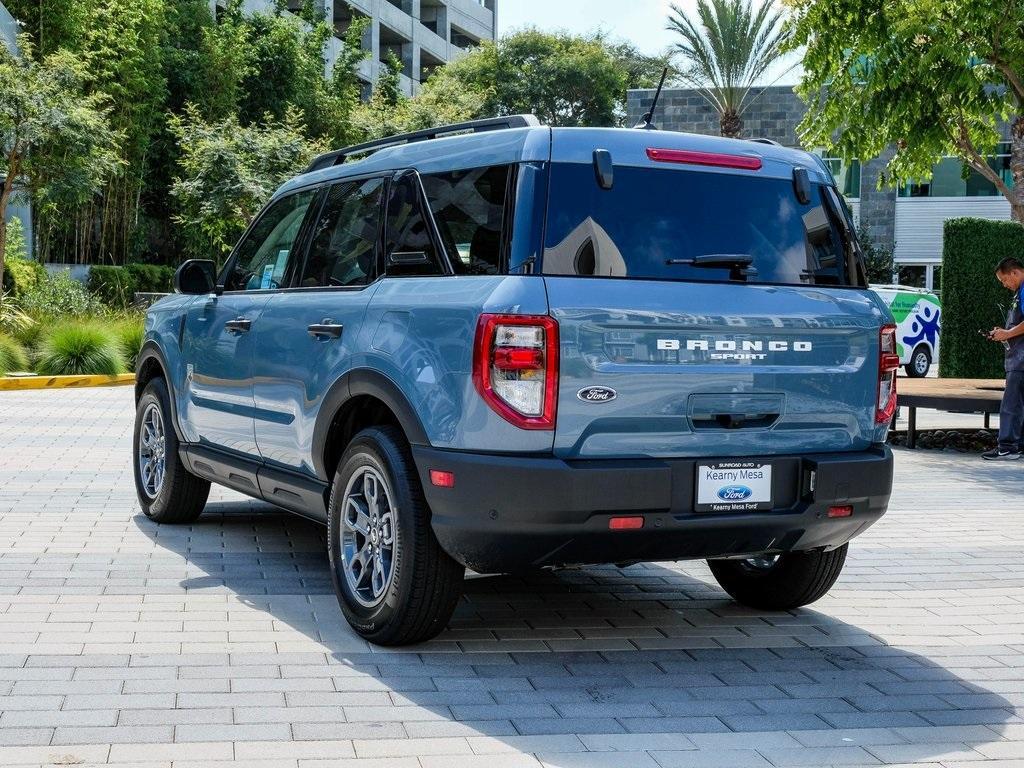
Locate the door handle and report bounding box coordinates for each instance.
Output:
[308,320,343,340]
[224,317,252,334]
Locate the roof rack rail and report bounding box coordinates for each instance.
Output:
[304,114,542,173]
[748,137,781,146]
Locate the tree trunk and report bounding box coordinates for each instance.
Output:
[720,109,743,139]
[0,177,12,303]
[1012,115,1024,224]
[0,217,7,301]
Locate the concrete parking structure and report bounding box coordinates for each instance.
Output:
[1,387,1023,766]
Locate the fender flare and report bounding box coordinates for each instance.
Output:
[312,368,430,481]
[135,343,186,442]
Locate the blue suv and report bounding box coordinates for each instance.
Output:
[134,115,895,645]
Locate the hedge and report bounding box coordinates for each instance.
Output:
[2,257,47,298]
[124,263,175,293]
[86,263,175,308]
[940,217,1024,379]
[87,265,137,308]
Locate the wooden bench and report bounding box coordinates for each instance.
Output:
[896,378,1005,448]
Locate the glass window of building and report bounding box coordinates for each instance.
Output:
[899,143,1014,197]
[820,156,862,199]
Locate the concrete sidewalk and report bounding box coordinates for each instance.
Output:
[1,388,1023,767]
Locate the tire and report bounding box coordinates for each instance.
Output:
[707,544,848,611]
[905,345,931,377]
[327,426,463,646]
[133,378,210,524]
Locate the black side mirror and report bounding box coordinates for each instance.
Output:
[174,259,218,295]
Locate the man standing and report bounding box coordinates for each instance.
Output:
[983,257,1024,460]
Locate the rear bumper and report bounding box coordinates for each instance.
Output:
[413,446,893,573]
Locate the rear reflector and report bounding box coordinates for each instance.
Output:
[609,516,644,530]
[429,470,455,488]
[646,148,762,171]
[828,505,853,518]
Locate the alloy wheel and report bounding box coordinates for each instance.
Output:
[340,466,397,607]
[138,402,166,499]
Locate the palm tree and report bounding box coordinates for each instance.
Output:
[667,0,793,138]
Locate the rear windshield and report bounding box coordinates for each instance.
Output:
[541,163,866,287]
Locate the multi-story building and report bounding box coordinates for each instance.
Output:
[219,0,498,97]
[628,86,1015,291]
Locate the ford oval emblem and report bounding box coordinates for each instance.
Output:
[577,386,617,403]
[717,485,753,501]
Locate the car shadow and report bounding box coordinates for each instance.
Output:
[133,498,1018,758]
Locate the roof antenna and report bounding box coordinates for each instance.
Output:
[634,67,669,130]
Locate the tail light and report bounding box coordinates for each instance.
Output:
[876,324,899,424]
[473,314,558,430]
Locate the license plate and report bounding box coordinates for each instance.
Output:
[695,462,772,512]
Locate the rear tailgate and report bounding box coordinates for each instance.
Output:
[549,277,885,459]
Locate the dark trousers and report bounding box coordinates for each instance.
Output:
[999,370,1024,451]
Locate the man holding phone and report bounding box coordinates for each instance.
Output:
[983,257,1024,459]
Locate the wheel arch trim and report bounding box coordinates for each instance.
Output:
[312,368,430,482]
[135,343,186,442]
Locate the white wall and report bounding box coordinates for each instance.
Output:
[894,197,1012,263]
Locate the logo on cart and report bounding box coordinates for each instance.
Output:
[717,485,753,501]
[577,386,617,403]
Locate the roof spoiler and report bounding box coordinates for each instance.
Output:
[304,114,542,173]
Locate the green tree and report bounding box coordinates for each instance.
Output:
[788,0,1024,221]
[415,29,629,127]
[76,0,167,264]
[666,0,792,137]
[0,38,121,305]
[4,0,90,55]
[602,39,676,91]
[856,223,895,284]
[168,105,322,259]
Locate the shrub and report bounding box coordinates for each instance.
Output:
[35,323,126,376]
[124,263,175,294]
[0,291,34,335]
[0,332,29,375]
[4,216,28,261]
[2,257,47,298]
[112,314,146,371]
[20,271,105,317]
[940,218,1024,378]
[10,312,46,361]
[87,265,138,309]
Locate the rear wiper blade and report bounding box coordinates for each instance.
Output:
[665,253,755,268]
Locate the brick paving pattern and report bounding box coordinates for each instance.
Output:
[0,387,1023,767]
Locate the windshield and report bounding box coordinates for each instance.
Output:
[541,163,865,287]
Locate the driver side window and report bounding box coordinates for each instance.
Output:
[224,189,316,292]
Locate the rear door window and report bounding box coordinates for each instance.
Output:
[542,163,864,287]
[299,177,385,288]
[421,165,512,275]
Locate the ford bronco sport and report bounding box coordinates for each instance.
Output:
[134,115,895,645]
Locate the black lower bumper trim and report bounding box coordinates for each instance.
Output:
[413,446,893,573]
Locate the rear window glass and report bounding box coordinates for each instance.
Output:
[422,165,512,276]
[542,163,865,287]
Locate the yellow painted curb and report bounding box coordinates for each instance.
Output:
[0,373,135,391]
